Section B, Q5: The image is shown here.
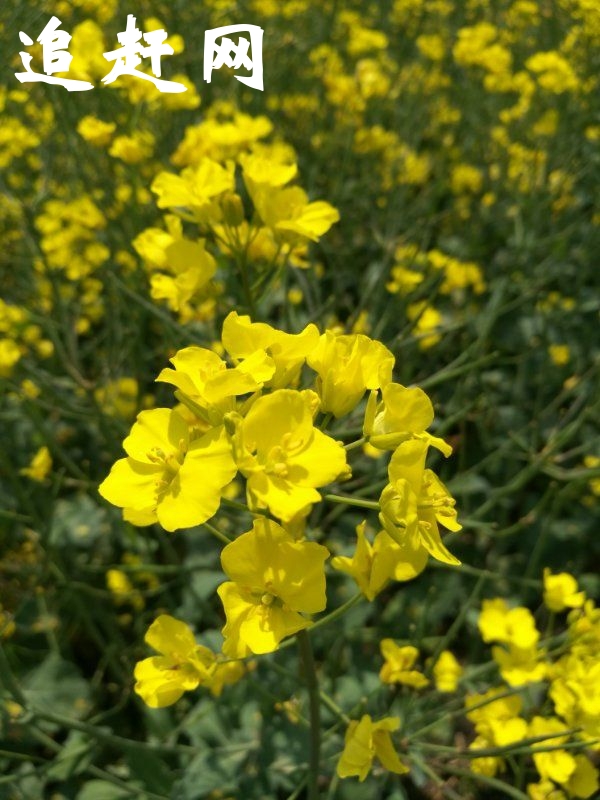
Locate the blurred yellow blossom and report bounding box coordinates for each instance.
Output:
[20,446,52,482]
[337,715,408,781]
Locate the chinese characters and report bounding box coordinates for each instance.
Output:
[15,16,264,93]
[204,25,263,92]
[15,17,94,91]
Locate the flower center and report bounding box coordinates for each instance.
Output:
[146,439,187,494]
[265,444,289,477]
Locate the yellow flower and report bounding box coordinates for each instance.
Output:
[134,218,217,312]
[450,164,483,195]
[466,690,528,747]
[363,382,452,454]
[94,377,138,419]
[20,446,52,482]
[566,755,599,799]
[528,717,576,785]
[98,408,237,532]
[151,158,235,222]
[76,115,116,147]
[134,615,216,708]
[221,311,320,388]
[549,653,600,740]
[478,599,540,649]
[248,183,340,242]
[526,51,579,93]
[433,650,463,692]
[548,345,570,366]
[380,640,429,688]
[108,132,155,164]
[331,522,378,599]
[232,389,348,523]
[331,522,428,600]
[543,569,585,612]
[470,735,505,778]
[205,661,247,697]
[106,569,143,611]
[583,455,600,496]
[492,643,547,686]
[0,338,22,376]
[307,331,394,418]
[416,34,445,61]
[240,151,297,189]
[407,303,443,349]
[379,439,461,565]
[336,715,408,781]
[156,345,274,425]
[527,780,566,800]
[217,517,329,656]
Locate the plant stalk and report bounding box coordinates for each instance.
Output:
[298,629,321,800]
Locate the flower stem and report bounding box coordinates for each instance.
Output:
[343,437,367,451]
[202,520,232,545]
[297,629,321,800]
[322,494,379,511]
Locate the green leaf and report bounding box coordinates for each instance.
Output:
[23,653,91,719]
[49,494,108,547]
[125,747,173,795]
[76,780,135,800]
[46,731,94,781]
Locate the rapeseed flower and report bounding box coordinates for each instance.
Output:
[331,522,427,600]
[363,382,452,454]
[134,615,216,707]
[543,569,585,612]
[98,408,236,531]
[156,346,274,425]
[232,389,348,523]
[221,311,319,388]
[217,517,329,656]
[379,640,429,688]
[433,650,463,692]
[478,599,540,649]
[379,439,461,565]
[151,158,235,222]
[336,715,408,781]
[307,331,394,418]
[20,446,52,482]
[249,183,340,243]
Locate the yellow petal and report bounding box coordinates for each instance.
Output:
[98,457,160,510]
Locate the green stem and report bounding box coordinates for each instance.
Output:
[343,437,367,452]
[202,520,232,545]
[320,412,333,430]
[409,753,463,800]
[439,764,530,800]
[322,494,379,511]
[237,250,257,318]
[308,592,363,635]
[298,630,321,800]
[0,640,27,706]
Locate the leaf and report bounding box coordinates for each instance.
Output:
[125,747,173,795]
[49,494,108,547]
[76,780,136,800]
[189,570,224,600]
[46,731,94,781]
[23,653,91,719]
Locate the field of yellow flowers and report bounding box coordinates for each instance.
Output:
[1,1,600,798]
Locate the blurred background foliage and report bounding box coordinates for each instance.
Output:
[1,0,599,797]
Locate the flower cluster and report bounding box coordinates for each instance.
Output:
[99,313,459,703]
[466,570,599,799]
[133,106,340,321]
